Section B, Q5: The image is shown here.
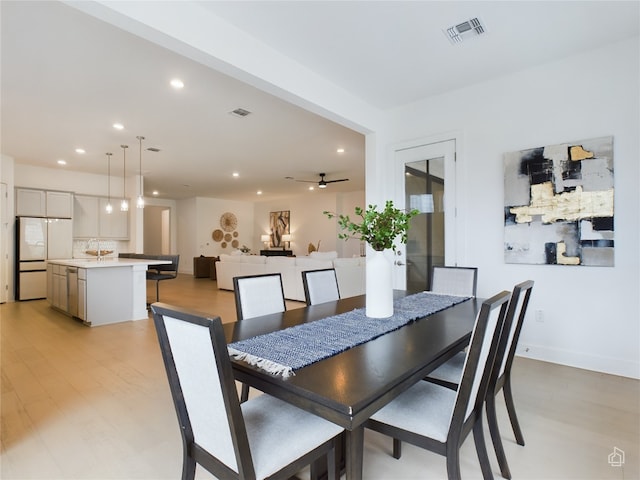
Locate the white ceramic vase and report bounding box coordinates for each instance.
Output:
[366,250,393,318]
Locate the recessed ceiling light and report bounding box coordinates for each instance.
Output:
[152,190,159,196]
[170,79,184,89]
[232,172,239,177]
[337,148,345,154]
[57,159,66,165]
[75,148,85,154]
[256,190,263,195]
[113,123,124,130]
[308,186,314,191]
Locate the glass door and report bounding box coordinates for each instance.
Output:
[393,139,456,292]
[405,158,445,292]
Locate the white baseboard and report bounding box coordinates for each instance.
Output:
[516,343,640,380]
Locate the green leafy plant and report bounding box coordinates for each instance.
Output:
[324,200,419,252]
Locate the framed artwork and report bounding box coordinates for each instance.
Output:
[269,210,290,248]
[504,136,614,266]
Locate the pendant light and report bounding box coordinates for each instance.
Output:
[105,152,113,214]
[120,144,129,212]
[136,135,145,208]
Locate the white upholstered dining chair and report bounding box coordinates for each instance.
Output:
[302,268,340,306]
[425,280,534,479]
[365,290,511,480]
[233,273,286,321]
[233,273,286,402]
[431,266,478,297]
[151,302,342,480]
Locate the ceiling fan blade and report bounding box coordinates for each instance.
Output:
[294,179,318,183]
[324,178,349,183]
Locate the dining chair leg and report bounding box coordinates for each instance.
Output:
[445,443,462,480]
[392,438,402,459]
[327,445,337,480]
[472,416,495,480]
[503,376,525,446]
[181,453,196,480]
[240,383,250,403]
[486,393,512,479]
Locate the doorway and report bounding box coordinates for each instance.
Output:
[394,139,456,292]
[144,205,171,254]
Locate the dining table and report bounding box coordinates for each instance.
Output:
[223,291,481,480]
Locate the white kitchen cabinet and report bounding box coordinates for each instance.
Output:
[47,264,53,303]
[73,195,128,239]
[50,263,68,311]
[73,195,99,238]
[77,268,86,321]
[99,198,128,239]
[46,191,73,218]
[16,188,73,218]
[15,188,46,217]
[48,264,86,320]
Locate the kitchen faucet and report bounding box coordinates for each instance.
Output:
[88,238,102,261]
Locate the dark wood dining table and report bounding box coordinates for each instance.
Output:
[223,291,481,480]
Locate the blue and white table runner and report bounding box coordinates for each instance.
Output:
[228,292,471,377]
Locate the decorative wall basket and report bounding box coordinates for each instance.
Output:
[220,212,237,232]
[212,229,223,242]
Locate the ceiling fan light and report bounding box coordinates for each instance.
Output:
[319,183,327,189]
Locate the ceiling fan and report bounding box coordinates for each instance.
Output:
[289,173,350,189]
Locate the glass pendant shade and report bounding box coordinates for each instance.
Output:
[120,145,129,212]
[105,152,113,214]
[136,135,145,209]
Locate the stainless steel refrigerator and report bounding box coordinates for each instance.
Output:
[16,217,73,300]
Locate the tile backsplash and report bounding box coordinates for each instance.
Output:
[72,239,123,259]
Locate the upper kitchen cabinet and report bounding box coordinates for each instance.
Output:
[46,191,73,218]
[15,188,73,218]
[73,196,99,238]
[15,188,46,216]
[73,195,129,239]
[98,198,128,239]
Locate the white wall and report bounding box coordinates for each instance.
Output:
[383,38,640,379]
[0,155,15,302]
[176,197,196,274]
[254,190,365,258]
[193,197,255,259]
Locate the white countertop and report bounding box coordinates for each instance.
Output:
[47,258,171,269]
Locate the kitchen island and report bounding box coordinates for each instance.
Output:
[47,258,171,327]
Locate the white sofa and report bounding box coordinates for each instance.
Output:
[215,251,365,302]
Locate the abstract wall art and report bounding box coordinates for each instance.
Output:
[504,136,614,266]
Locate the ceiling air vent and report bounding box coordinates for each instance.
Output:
[445,17,486,44]
[229,108,252,118]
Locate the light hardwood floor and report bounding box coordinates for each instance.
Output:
[1,274,638,479]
